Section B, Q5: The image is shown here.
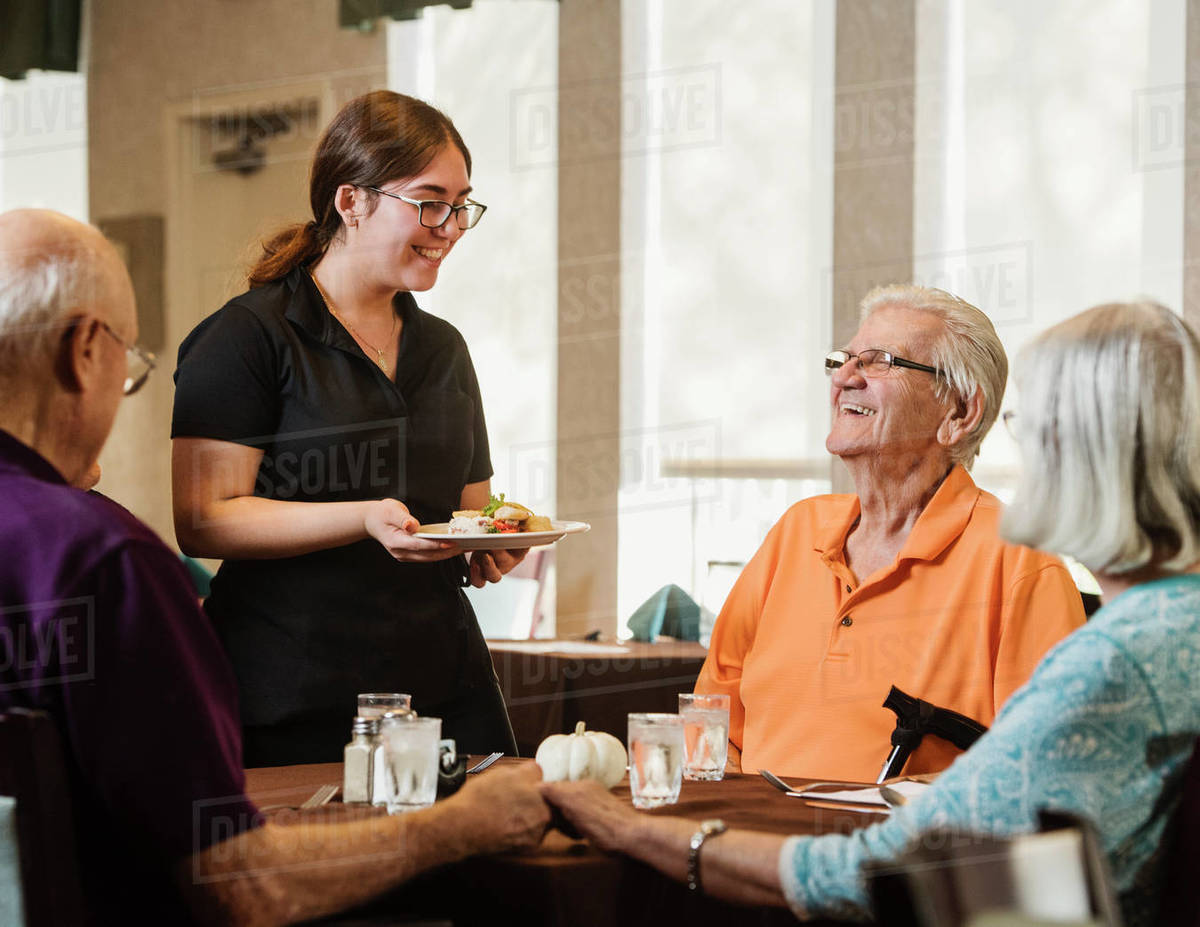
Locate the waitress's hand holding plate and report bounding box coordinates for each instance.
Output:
[467,547,529,588]
[365,498,460,562]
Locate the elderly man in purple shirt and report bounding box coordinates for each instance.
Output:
[0,209,550,925]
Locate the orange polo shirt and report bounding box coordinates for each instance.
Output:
[695,466,1085,781]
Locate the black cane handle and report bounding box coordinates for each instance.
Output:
[878,685,989,781]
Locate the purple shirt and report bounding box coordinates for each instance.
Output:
[0,429,259,924]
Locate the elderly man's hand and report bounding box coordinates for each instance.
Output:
[539,779,641,853]
[451,761,550,854]
[468,548,529,588]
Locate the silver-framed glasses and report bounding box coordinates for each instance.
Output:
[824,349,943,378]
[100,321,157,396]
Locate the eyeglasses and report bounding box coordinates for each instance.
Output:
[364,186,487,230]
[824,349,943,378]
[99,321,157,396]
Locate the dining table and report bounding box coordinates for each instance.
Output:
[244,758,884,927]
[486,639,709,757]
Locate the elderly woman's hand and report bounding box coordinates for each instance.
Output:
[538,779,641,852]
[468,547,529,588]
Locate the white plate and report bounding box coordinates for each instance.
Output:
[415,520,591,550]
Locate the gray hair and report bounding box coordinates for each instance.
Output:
[0,239,112,379]
[860,283,1008,468]
[1002,301,1200,575]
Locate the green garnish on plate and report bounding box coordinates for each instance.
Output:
[481,493,505,517]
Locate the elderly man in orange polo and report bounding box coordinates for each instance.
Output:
[697,284,1085,780]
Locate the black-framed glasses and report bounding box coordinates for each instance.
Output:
[365,186,487,230]
[99,321,157,396]
[824,349,943,378]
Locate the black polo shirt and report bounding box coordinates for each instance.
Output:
[172,266,495,728]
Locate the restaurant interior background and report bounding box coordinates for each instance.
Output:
[0,0,1191,639]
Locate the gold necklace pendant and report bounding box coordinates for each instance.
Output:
[309,269,395,376]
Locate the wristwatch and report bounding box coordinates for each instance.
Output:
[686,818,728,893]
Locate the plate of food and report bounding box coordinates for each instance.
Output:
[417,494,590,550]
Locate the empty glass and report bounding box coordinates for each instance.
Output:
[627,713,684,809]
[678,693,730,781]
[381,715,442,813]
[357,692,412,718]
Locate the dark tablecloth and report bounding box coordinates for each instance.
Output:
[487,640,709,757]
[245,759,881,927]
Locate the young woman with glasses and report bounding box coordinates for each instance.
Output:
[170,91,520,766]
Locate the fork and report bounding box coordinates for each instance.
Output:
[300,783,339,808]
[466,751,503,774]
[259,783,340,813]
[760,769,871,795]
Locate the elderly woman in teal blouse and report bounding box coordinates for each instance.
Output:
[541,300,1200,926]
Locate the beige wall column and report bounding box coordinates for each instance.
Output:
[1186,0,1200,329]
[830,0,916,492]
[555,0,622,637]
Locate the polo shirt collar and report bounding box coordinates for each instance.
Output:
[815,493,861,557]
[0,428,68,485]
[814,464,980,564]
[895,465,979,562]
[282,264,413,354]
[282,265,354,350]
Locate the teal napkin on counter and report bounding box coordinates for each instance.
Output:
[181,556,213,598]
[626,584,701,642]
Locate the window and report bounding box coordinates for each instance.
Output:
[617,0,835,625]
[914,0,1185,497]
[0,70,87,217]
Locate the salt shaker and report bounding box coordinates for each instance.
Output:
[343,716,378,804]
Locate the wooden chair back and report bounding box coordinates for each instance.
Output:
[1160,735,1200,927]
[0,708,86,926]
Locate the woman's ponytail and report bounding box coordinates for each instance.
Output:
[247,220,325,288]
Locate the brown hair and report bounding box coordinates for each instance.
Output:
[248,90,472,287]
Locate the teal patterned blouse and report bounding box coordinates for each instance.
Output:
[779,574,1200,926]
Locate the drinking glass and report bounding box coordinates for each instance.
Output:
[357,692,411,718]
[382,716,441,813]
[678,693,730,781]
[627,713,684,809]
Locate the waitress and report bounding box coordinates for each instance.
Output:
[171,90,522,766]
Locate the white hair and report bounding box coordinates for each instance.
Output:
[1002,301,1200,575]
[0,239,111,379]
[859,283,1008,468]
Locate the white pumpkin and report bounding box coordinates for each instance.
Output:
[535,721,628,788]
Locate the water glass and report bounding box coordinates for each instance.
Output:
[678,693,730,781]
[382,716,441,813]
[627,713,684,809]
[357,692,411,718]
